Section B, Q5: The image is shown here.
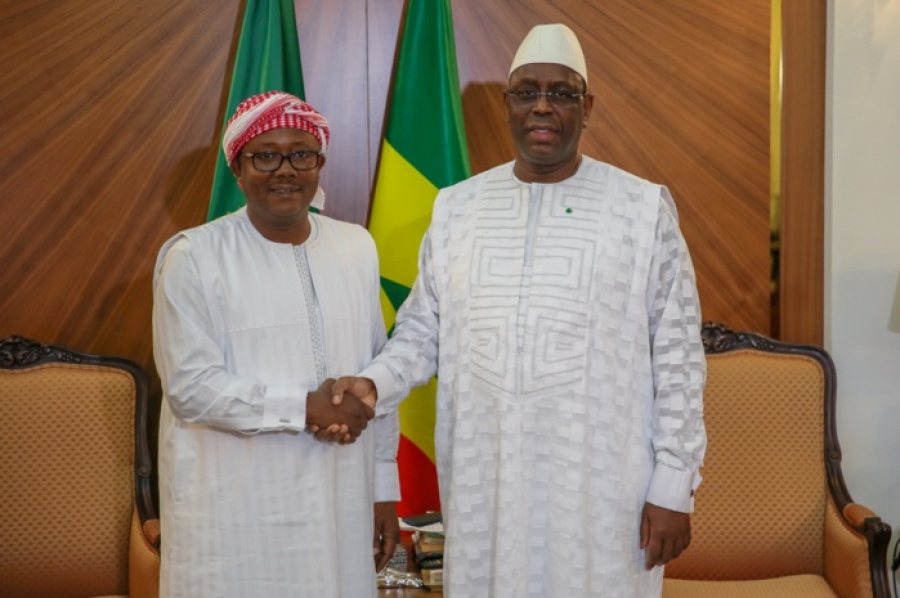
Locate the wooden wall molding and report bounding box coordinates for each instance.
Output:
[779,0,826,345]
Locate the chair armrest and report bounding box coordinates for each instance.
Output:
[842,503,878,527]
[128,510,160,598]
[823,496,891,598]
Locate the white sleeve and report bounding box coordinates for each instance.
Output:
[368,256,401,502]
[643,196,708,513]
[361,228,441,417]
[373,411,401,502]
[152,237,309,433]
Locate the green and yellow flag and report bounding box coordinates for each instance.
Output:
[370,0,471,516]
[207,0,306,221]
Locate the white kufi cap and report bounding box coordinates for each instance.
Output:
[509,24,587,85]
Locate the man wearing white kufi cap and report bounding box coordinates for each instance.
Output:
[335,23,707,598]
[510,23,589,84]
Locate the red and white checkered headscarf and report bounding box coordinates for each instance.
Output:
[223,91,330,164]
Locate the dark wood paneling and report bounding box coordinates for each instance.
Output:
[780,0,826,345]
[0,0,775,382]
[0,0,239,371]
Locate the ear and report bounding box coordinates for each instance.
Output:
[318,154,327,171]
[582,92,595,124]
[229,159,242,179]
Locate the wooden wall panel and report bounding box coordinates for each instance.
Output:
[0,0,240,373]
[780,0,826,345]
[0,0,774,386]
[296,0,372,225]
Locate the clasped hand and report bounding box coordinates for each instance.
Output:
[306,378,375,445]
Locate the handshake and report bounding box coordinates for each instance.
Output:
[306,376,377,445]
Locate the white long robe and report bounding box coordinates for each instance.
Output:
[362,158,707,598]
[153,209,399,598]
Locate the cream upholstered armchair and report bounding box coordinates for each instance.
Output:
[0,335,159,598]
[663,323,891,598]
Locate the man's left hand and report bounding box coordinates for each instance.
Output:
[640,502,691,570]
[373,501,400,572]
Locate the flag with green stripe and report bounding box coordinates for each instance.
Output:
[207,0,306,221]
[370,0,471,517]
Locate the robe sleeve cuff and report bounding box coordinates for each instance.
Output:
[359,364,398,418]
[645,462,700,513]
[260,385,307,432]
[374,461,401,503]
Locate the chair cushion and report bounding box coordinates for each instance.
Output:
[665,350,826,580]
[0,364,135,597]
[664,574,840,598]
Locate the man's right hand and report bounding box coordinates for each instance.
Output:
[330,376,378,409]
[306,379,374,444]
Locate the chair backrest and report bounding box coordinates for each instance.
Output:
[0,335,154,598]
[665,323,837,581]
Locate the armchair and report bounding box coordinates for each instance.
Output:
[663,323,891,598]
[0,335,159,598]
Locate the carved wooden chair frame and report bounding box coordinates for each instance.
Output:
[0,334,157,540]
[700,322,892,596]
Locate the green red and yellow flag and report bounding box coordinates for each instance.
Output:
[207,0,306,221]
[369,0,471,516]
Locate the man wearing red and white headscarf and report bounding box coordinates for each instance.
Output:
[153,91,400,598]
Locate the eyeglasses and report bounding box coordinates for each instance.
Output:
[507,89,588,108]
[241,150,322,172]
